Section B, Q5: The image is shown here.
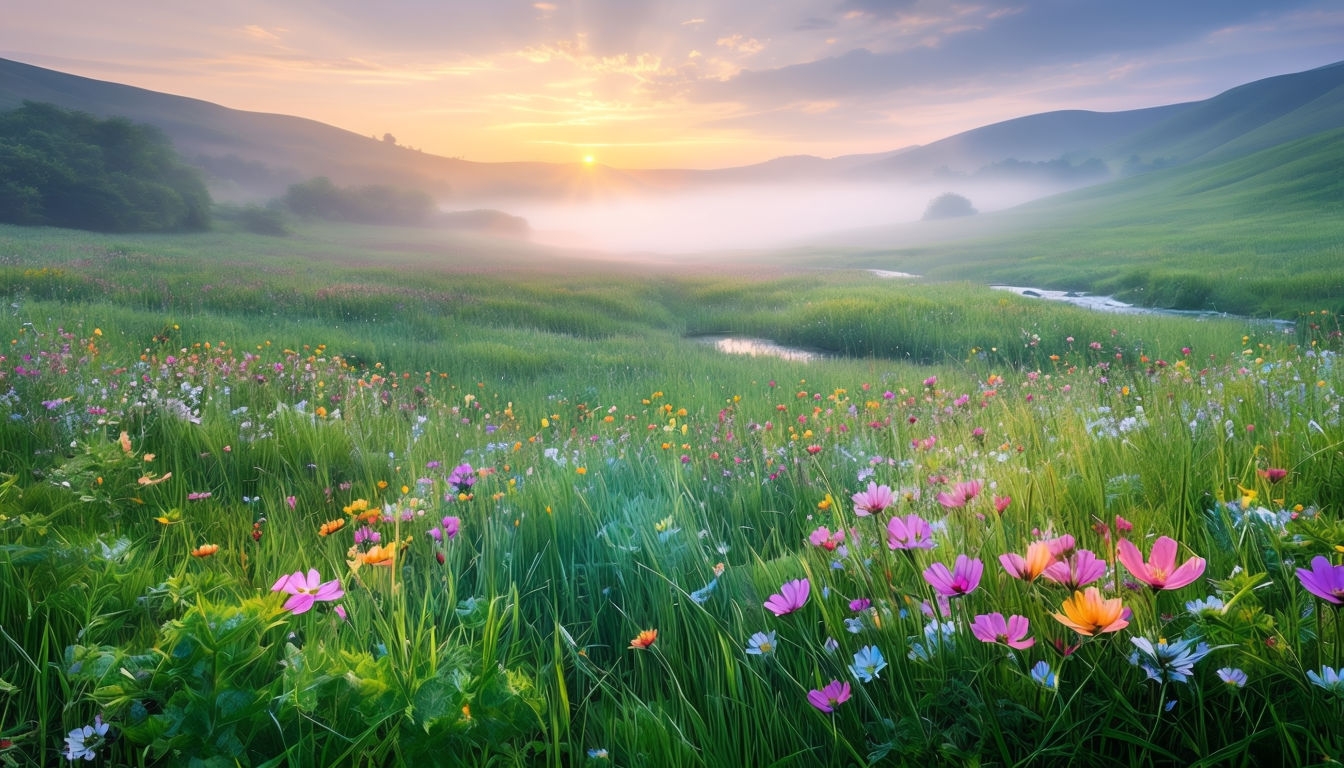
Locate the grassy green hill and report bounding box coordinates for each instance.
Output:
[817,125,1344,317]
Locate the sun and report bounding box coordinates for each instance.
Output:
[582,154,595,165]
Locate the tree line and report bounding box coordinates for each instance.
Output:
[0,101,211,232]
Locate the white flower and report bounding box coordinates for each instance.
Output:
[63,714,109,761]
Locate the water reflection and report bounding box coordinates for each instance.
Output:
[695,335,826,362]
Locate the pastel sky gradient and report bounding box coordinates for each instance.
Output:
[3,1,1342,168]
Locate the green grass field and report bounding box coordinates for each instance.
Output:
[2,221,1343,767]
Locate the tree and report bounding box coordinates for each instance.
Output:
[922,193,977,221]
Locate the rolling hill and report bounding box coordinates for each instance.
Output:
[4,56,1342,206]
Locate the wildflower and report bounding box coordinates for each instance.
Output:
[1217,667,1247,689]
[1042,549,1108,589]
[1000,541,1055,581]
[908,620,956,661]
[970,613,1035,649]
[690,578,718,605]
[1030,660,1058,689]
[190,543,219,558]
[807,680,852,712]
[629,629,658,650]
[63,714,110,761]
[851,482,894,516]
[886,514,935,550]
[138,472,172,486]
[318,518,346,537]
[1129,635,1213,683]
[1256,467,1288,483]
[442,516,462,540]
[923,555,983,597]
[354,543,396,567]
[587,748,610,759]
[1052,587,1130,636]
[764,578,810,616]
[1295,555,1344,604]
[844,617,864,633]
[935,480,982,508]
[1306,666,1344,694]
[849,598,871,612]
[271,568,344,615]
[745,630,777,656]
[187,491,212,501]
[1117,536,1206,592]
[993,495,1012,514]
[849,645,888,682]
[1185,596,1226,617]
[448,463,476,491]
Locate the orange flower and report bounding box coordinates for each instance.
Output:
[138,472,172,486]
[360,544,396,566]
[1052,587,1130,636]
[191,543,219,558]
[628,629,658,650]
[318,518,346,537]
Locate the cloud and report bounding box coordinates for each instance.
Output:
[795,17,836,31]
[838,0,918,19]
[716,34,765,55]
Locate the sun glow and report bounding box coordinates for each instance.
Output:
[583,154,595,164]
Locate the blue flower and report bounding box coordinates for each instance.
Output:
[745,630,777,656]
[908,620,956,662]
[848,645,887,682]
[1185,596,1225,618]
[1129,636,1214,684]
[844,617,864,634]
[587,747,609,759]
[1307,666,1344,695]
[1217,667,1247,689]
[1030,660,1057,689]
[690,578,718,605]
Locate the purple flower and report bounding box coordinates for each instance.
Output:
[271,568,344,615]
[923,555,983,597]
[849,598,871,612]
[1042,549,1108,589]
[851,482,894,516]
[1217,667,1247,689]
[442,516,462,540]
[886,514,935,550]
[807,679,852,712]
[969,612,1034,649]
[448,463,476,491]
[764,578,810,616]
[1295,555,1344,604]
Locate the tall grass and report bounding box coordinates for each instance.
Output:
[1,223,1343,766]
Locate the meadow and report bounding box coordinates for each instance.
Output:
[2,221,1343,767]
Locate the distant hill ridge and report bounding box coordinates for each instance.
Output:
[2,56,1342,202]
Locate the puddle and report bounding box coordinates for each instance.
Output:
[693,335,827,362]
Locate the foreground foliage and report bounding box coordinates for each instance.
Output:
[1,300,1342,767]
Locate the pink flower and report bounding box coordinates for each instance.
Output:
[1117,536,1205,591]
[886,514,934,550]
[923,555,983,597]
[271,568,344,615]
[1042,549,1107,589]
[993,495,1012,515]
[851,482,894,516]
[1295,555,1344,604]
[807,679,852,712]
[441,516,462,540]
[970,613,1035,649]
[764,578,810,616]
[935,480,982,508]
[809,526,846,551]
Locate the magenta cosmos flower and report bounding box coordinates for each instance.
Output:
[886,514,935,550]
[970,613,1035,649]
[807,679,852,712]
[1117,536,1205,591]
[764,578,811,616]
[1296,555,1344,604]
[923,555,983,597]
[851,482,894,516]
[1042,549,1108,589]
[935,480,982,508]
[271,568,344,615]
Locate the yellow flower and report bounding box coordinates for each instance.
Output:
[817,494,834,511]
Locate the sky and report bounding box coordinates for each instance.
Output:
[3,0,1343,169]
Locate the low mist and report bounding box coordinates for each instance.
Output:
[466,178,1079,253]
